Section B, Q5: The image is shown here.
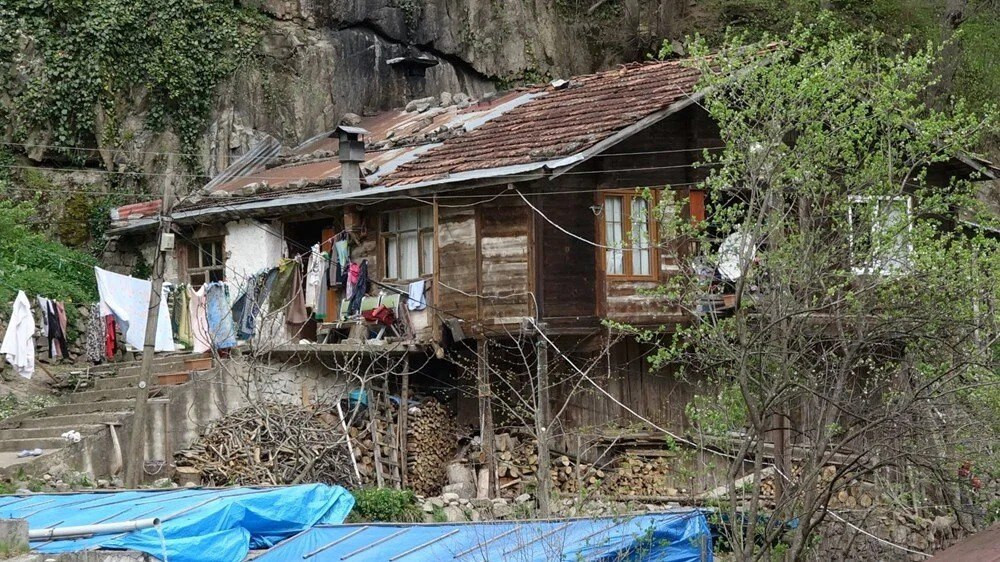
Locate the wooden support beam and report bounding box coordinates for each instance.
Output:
[477,338,498,498]
[398,354,410,489]
[535,336,552,517]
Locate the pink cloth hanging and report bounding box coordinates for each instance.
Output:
[187,285,211,353]
[346,263,361,300]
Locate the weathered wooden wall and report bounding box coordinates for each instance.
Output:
[552,337,699,442]
[536,106,720,329]
[478,201,534,327]
[436,207,479,331]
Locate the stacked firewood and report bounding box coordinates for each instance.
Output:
[491,432,605,497]
[345,423,379,485]
[406,398,456,496]
[549,455,607,495]
[175,403,354,486]
[606,453,677,496]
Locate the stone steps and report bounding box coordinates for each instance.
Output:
[0,353,212,472]
[0,437,76,452]
[65,387,166,404]
[30,400,138,418]
[94,372,190,391]
[0,424,106,442]
[3,413,129,430]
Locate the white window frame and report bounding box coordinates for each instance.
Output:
[381,207,434,281]
[600,191,658,279]
[848,195,913,276]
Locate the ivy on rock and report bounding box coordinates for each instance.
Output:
[0,0,264,164]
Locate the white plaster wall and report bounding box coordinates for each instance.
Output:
[224,219,284,292]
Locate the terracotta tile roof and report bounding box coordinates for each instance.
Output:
[379,60,701,186]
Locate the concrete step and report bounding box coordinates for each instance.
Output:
[66,387,164,404]
[5,412,131,430]
[31,400,138,417]
[94,371,190,391]
[0,437,75,452]
[0,424,106,441]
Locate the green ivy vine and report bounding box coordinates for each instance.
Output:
[0,0,265,165]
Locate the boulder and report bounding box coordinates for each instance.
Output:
[442,482,476,499]
[443,505,468,522]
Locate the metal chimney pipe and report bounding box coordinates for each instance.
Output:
[337,126,369,193]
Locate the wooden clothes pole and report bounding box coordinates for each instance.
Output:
[124,183,174,488]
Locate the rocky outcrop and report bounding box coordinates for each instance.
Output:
[10,1,696,198]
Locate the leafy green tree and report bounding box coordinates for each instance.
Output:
[645,19,999,559]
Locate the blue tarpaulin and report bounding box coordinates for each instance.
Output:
[256,509,712,562]
[0,484,354,562]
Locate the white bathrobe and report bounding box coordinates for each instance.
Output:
[1,290,35,379]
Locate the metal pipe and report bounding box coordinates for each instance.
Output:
[341,528,409,560]
[28,517,161,540]
[388,529,459,560]
[303,526,369,559]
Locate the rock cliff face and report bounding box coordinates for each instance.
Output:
[200,0,691,183]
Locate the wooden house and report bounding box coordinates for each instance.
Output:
[107,57,995,462]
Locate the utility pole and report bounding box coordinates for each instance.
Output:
[124,182,175,488]
[534,334,551,517]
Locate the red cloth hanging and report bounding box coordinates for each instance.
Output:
[104,315,117,359]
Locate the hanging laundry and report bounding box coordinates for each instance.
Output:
[315,256,329,322]
[407,279,427,311]
[85,303,106,364]
[205,282,237,350]
[169,284,192,349]
[346,262,361,300]
[236,270,268,339]
[286,258,309,326]
[36,296,61,358]
[269,258,308,325]
[104,315,118,360]
[304,244,326,311]
[1,290,35,379]
[94,267,175,352]
[35,296,49,345]
[56,301,69,356]
[335,237,350,267]
[347,260,369,316]
[45,299,68,359]
[188,285,212,354]
[267,259,296,312]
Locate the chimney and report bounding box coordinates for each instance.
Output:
[336,125,368,193]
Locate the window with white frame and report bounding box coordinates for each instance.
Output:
[601,191,656,278]
[848,196,912,274]
[382,207,434,280]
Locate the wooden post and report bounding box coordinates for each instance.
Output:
[124,181,175,488]
[477,338,498,498]
[398,353,409,489]
[535,336,552,517]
